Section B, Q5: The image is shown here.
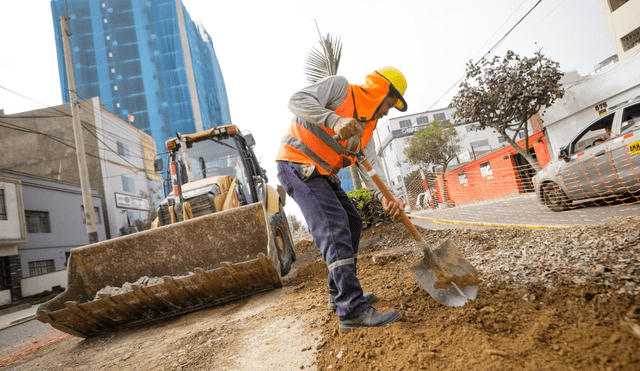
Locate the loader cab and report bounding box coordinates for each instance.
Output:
[163,129,266,206]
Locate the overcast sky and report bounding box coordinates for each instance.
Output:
[0,0,617,223]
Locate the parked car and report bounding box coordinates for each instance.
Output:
[533,98,640,211]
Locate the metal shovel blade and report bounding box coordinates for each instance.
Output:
[347,151,479,307]
[410,238,479,307]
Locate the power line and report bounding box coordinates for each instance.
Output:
[0,111,149,161]
[0,120,154,181]
[0,85,72,118]
[422,0,544,115]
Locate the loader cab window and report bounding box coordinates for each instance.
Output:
[175,137,255,203]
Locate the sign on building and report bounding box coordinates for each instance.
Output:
[115,193,149,211]
[480,162,493,179]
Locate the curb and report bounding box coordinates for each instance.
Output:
[407,214,566,229]
[0,303,31,317]
[2,314,37,330]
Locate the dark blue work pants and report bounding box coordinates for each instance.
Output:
[277,161,369,320]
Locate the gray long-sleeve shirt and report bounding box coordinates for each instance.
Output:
[287,76,394,201]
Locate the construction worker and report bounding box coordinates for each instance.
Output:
[276,67,408,332]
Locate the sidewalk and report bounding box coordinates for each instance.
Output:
[0,305,38,331]
[407,193,640,229]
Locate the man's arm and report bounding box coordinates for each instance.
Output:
[287,76,349,130]
[356,139,404,219]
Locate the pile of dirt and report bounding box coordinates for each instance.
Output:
[3,217,639,370]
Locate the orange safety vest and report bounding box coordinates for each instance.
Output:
[276,72,394,176]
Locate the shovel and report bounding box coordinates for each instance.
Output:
[336,135,479,307]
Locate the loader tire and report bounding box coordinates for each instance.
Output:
[269,206,295,276]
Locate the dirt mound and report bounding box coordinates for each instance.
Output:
[304,220,640,370]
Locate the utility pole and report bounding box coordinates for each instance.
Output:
[60,16,99,244]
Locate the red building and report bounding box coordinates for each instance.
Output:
[434,132,551,206]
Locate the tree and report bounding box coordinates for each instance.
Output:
[451,50,564,172]
[287,214,301,233]
[405,121,460,202]
[303,21,363,189]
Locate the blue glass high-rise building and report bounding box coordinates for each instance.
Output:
[51,0,232,152]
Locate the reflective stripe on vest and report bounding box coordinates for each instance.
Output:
[279,117,354,175]
[277,73,391,175]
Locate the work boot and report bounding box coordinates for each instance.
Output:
[338,306,402,332]
[328,290,376,311]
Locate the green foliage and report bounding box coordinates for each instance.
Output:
[347,188,392,229]
[406,120,459,169]
[451,50,564,171]
[288,214,301,232]
[304,20,343,84]
[347,188,372,209]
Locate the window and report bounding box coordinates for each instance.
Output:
[609,0,629,12]
[416,116,429,125]
[117,141,130,158]
[399,119,411,128]
[0,257,10,290]
[0,189,6,220]
[620,103,640,133]
[621,25,640,52]
[25,211,51,233]
[121,176,135,193]
[518,132,526,139]
[433,112,446,121]
[498,136,507,143]
[28,260,55,277]
[571,114,614,154]
[470,139,489,148]
[81,206,102,224]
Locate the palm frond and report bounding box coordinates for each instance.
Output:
[303,21,343,84]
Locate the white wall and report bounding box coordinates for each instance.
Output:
[92,97,153,237]
[0,178,27,244]
[600,0,640,60]
[0,290,11,306]
[542,52,640,158]
[20,269,67,297]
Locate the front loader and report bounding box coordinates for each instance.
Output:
[36,125,296,337]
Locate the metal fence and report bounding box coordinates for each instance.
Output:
[399,158,640,228]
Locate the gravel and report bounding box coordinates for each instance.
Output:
[439,216,640,296]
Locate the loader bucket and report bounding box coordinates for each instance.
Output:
[36,203,282,338]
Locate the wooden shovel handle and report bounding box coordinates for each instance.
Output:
[331,133,424,243]
[358,158,425,243]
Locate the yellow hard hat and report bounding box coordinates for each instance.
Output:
[376,66,407,112]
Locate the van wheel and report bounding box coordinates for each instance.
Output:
[543,182,570,212]
[268,207,295,276]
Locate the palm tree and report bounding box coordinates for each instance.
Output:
[303,21,362,189]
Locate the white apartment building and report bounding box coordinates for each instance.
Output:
[373,108,530,197]
[600,0,640,60]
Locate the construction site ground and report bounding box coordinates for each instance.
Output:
[3,215,640,371]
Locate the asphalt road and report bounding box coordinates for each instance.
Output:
[0,305,51,350]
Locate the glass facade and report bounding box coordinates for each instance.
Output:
[51,0,232,152]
